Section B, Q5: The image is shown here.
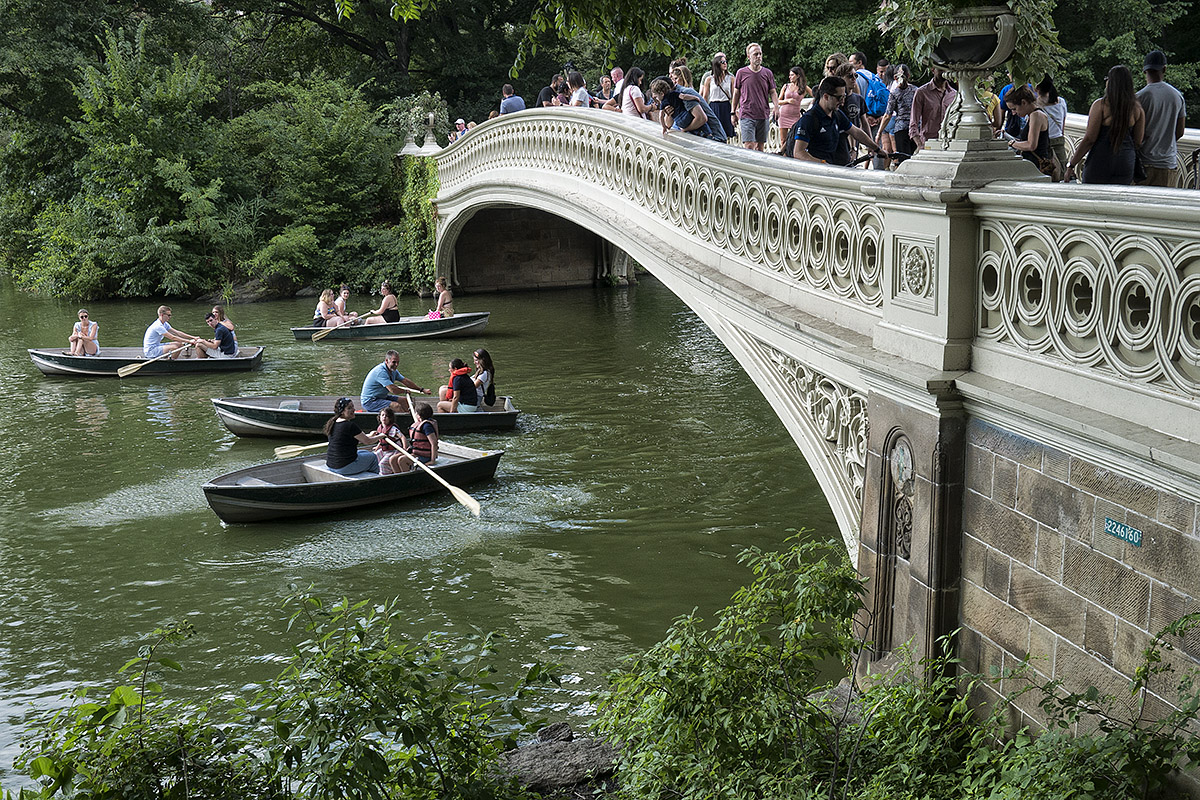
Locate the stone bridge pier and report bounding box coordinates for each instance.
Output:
[429,109,1200,751]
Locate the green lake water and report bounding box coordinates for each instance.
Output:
[0,276,839,782]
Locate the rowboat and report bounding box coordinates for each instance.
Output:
[291,312,489,341]
[28,346,265,377]
[211,395,520,437]
[202,441,502,523]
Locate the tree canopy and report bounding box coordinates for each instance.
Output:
[0,0,1197,299]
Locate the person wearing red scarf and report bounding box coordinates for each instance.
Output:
[436,358,480,413]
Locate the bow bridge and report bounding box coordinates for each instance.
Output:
[429,107,1200,732]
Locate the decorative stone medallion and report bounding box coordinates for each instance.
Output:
[892,235,938,314]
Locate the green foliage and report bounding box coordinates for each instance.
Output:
[326,225,411,293]
[595,537,1200,800]
[249,224,320,283]
[12,590,557,799]
[594,538,867,799]
[698,0,881,82]
[399,156,439,290]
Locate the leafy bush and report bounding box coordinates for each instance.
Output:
[594,537,1200,800]
[11,590,556,799]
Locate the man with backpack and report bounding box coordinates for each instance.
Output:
[852,53,890,129]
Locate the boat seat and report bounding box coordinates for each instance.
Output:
[278,400,300,411]
[301,460,374,482]
[236,476,275,487]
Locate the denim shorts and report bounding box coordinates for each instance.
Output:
[361,395,399,412]
[456,403,479,414]
[329,450,379,475]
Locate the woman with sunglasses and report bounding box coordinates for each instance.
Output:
[68,309,100,356]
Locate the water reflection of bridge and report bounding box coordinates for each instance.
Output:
[429,108,1200,736]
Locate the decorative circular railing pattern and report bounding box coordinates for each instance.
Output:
[978,219,1200,396]
[436,111,888,311]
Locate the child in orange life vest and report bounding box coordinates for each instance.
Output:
[373,408,408,475]
[402,402,439,470]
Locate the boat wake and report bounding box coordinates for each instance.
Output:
[37,468,241,526]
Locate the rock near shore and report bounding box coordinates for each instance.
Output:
[499,723,617,797]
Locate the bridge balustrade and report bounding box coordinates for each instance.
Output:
[437,110,890,325]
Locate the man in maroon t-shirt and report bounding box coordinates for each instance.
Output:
[730,42,778,151]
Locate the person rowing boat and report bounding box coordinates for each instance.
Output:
[360,349,428,413]
[143,305,199,360]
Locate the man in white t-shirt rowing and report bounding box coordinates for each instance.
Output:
[142,305,200,359]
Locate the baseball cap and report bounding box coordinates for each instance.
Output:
[1144,50,1167,71]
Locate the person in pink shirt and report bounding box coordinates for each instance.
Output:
[909,67,957,151]
[776,66,811,148]
[730,42,778,151]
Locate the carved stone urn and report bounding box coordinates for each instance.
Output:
[419,111,442,154]
[931,5,1017,144]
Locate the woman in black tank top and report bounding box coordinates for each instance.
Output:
[1005,85,1057,178]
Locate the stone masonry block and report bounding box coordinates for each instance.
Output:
[1054,637,1131,700]
[1069,460,1158,518]
[962,534,987,587]
[993,458,1017,508]
[1157,491,1196,535]
[1036,524,1065,583]
[1062,540,1150,628]
[1113,620,1200,688]
[1083,603,1116,663]
[1009,562,1085,644]
[1125,512,1200,596]
[966,419,1042,469]
[984,548,1011,600]
[1042,446,1071,482]
[962,581,1030,661]
[1016,468,1094,542]
[958,626,983,673]
[1028,621,1057,675]
[1091,499,1128,559]
[1148,584,1200,662]
[965,490,1037,565]
[966,444,993,498]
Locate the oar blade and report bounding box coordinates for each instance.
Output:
[449,486,482,517]
[116,362,142,378]
[274,445,303,458]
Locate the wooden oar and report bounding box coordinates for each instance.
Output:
[311,317,358,342]
[274,441,329,459]
[117,344,191,378]
[384,436,481,517]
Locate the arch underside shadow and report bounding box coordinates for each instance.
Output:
[438,187,868,558]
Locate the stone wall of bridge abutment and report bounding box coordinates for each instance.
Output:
[429,108,1200,723]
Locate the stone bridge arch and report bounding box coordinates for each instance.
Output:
[434,111,891,559]
[429,108,1200,731]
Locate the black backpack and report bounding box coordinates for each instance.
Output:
[781,117,803,157]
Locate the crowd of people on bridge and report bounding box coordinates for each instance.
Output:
[449,43,1189,187]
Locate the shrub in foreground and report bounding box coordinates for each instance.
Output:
[594,537,1200,800]
[11,590,556,799]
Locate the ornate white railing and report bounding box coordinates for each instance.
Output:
[437,109,890,316]
[971,182,1200,412]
